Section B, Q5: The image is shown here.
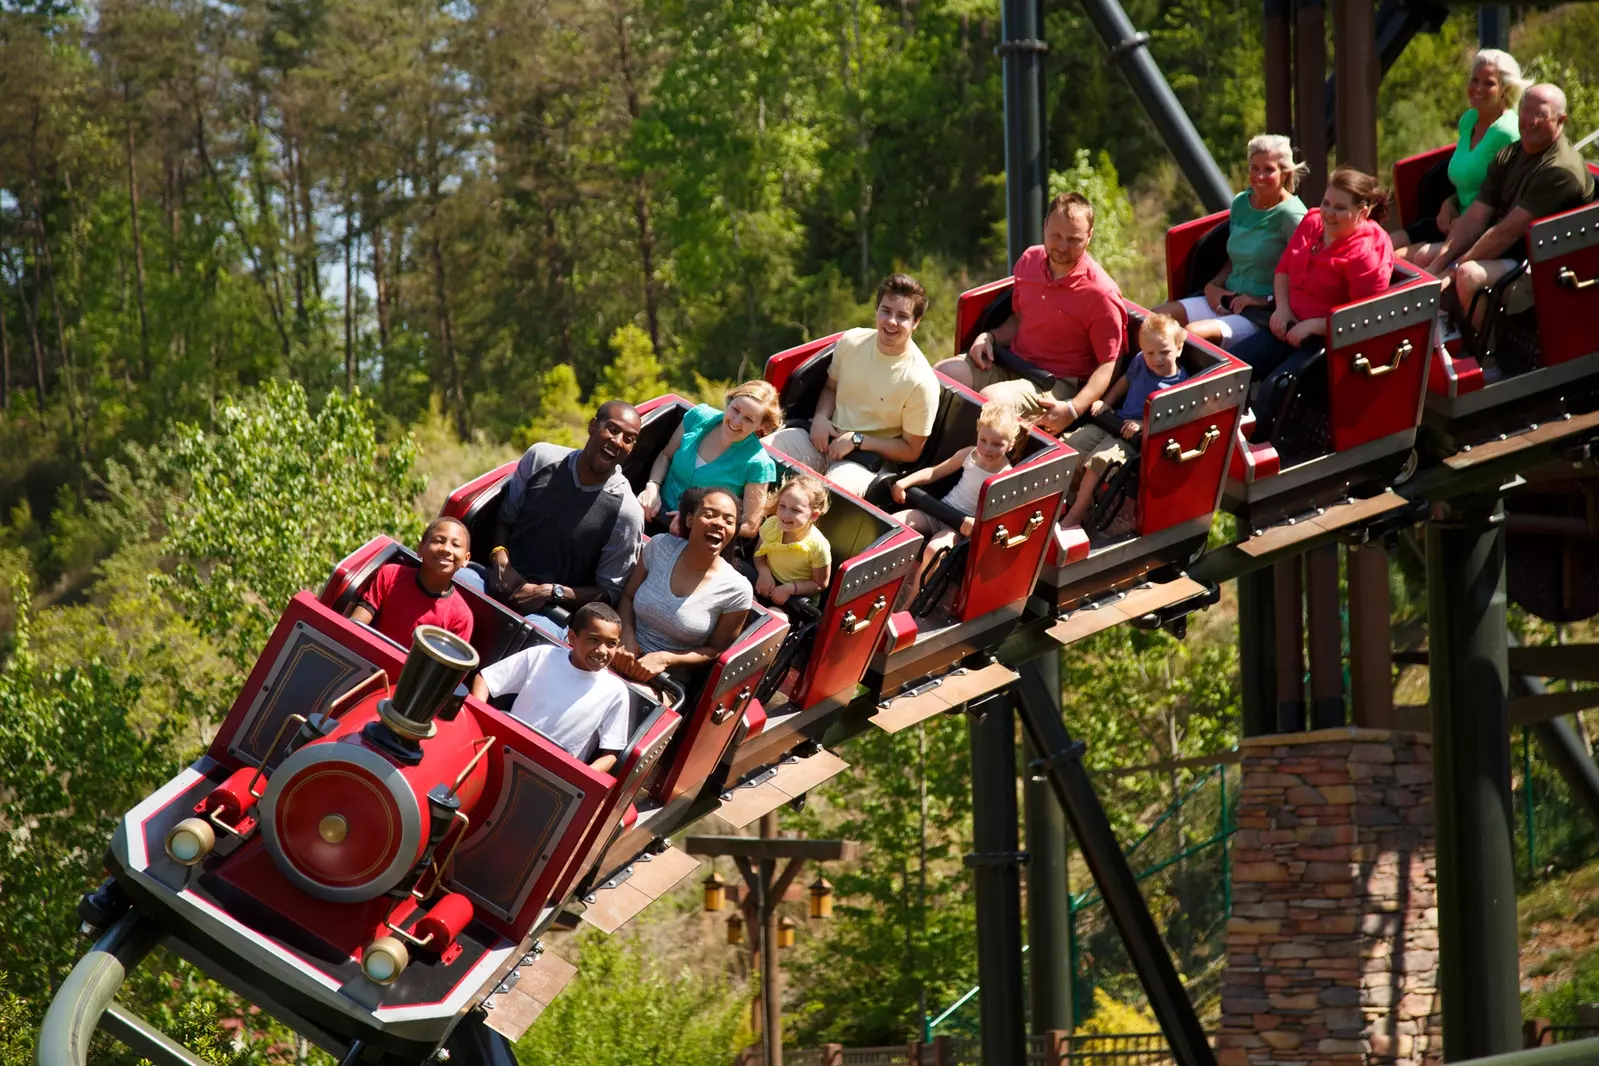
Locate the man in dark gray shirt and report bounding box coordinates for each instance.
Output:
[458,401,645,630]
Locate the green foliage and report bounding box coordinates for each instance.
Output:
[1051,150,1139,282]
[597,325,672,405]
[513,930,749,1066]
[785,723,977,1046]
[515,325,671,449]
[159,381,424,668]
[0,974,34,1066]
[0,568,187,1003]
[1525,943,1599,1026]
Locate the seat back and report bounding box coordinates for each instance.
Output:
[768,336,843,418]
[446,461,519,568]
[1391,145,1454,230]
[1163,210,1229,303]
[621,396,690,494]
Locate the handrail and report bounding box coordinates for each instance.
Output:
[1455,1038,1599,1065]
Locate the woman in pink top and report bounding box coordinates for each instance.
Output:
[1232,166,1395,377]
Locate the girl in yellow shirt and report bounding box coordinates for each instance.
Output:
[754,476,833,609]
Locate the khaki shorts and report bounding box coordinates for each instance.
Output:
[1064,422,1132,476]
[961,354,1083,422]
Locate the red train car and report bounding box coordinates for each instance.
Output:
[1393,145,1599,454]
[952,282,1251,607]
[765,335,1076,691]
[1164,211,1441,532]
[101,589,679,1060]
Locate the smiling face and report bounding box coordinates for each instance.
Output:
[584,404,642,477]
[570,616,623,672]
[875,293,922,355]
[688,490,740,553]
[1520,88,1566,155]
[417,519,470,583]
[1248,151,1286,203]
[1468,61,1505,114]
[723,395,765,441]
[1319,184,1368,242]
[775,484,818,535]
[1043,206,1093,274]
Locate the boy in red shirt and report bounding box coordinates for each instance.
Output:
[349,517,475,646]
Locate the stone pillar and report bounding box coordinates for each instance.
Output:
[1218,728,1442,1066]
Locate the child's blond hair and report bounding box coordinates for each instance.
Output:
[769,474,831,521]
[977,399,1024,445]
[1140,312,1187,351]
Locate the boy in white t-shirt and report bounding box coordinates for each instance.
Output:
[470,602,632,773]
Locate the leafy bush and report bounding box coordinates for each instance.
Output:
[159,382,424,668]
[514,931,749,1066]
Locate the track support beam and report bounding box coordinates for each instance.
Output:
[1022,654,1074,1033]
[1015,673,1217,1066]
[967,691,1028,1066]
[1428,496,1520,1061]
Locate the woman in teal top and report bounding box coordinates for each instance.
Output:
[1154,133,1308,350]
[639,380,781,538]
[1395,48,1525,269]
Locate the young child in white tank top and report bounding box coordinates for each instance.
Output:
[889,400,1023,613]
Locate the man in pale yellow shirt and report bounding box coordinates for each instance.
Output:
[768,274,940,498]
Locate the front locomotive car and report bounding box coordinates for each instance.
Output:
[95,591,680,1062]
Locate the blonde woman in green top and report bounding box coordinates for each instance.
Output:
[1153,134,1308,350]
[1394,49,1527,269]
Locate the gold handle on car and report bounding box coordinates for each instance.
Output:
[1353,338,1412,378]
[841,595,888,635]
[712,688,752,725]
[991,510,1045,549]
[1163,425,1221,464]
[1557,266,1599,291]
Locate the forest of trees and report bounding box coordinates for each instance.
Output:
[7,0,1599,1061]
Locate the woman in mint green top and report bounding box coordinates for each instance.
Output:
[1154,133,1308,350]
[638,381,781,538]
[1395,48,1526,269]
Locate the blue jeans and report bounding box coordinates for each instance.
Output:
[455,564,567,642]
[1230,330,1311,379]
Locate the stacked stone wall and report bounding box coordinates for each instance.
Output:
[1217,728,1441,1066]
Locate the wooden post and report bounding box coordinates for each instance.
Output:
[1044,1029,1070,1064]
[821,1043,844,1066]
[932,1034,954,1066]
[759,811,782,1066]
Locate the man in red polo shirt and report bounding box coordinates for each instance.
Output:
[936,192,1127,434]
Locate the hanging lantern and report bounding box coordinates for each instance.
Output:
[808,876,833,920]
[778,915,798,949]
[702,872,726,913]
[726,911,745,945]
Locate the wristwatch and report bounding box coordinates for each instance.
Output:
[550,584,566,604]
[851,432,864,449]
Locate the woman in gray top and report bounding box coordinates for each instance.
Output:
[616,486,754,684]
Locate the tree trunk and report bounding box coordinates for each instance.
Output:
[344,204,356,393]
[615,7,661,353]
[541,192,575,366]
[8,246,47,407]
[194,101,290,355]
[125,83,151,379]
[431,233,466,438]
[372,214,391,357]
[0,256,10,413]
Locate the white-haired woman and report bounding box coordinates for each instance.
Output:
[1395,48,1526,269]
[1153,134,1309,349]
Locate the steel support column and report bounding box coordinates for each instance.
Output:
[1306,545,1345,728]
[1274,557,1307,731]
[1428,496,1520,1061]
[1264,0,1294,136]
[1238,569,1279,737]
[1001,0,1049,267]
[1294,0,1329,206]
[1332,0,1379,174]
[1015,674,1217,1066]
[967,692,1027,1066]
[1478,6,1509,51]
[1075,0,1232,210]
[1023,654,1073,1033]
[1349,543,1395,729]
